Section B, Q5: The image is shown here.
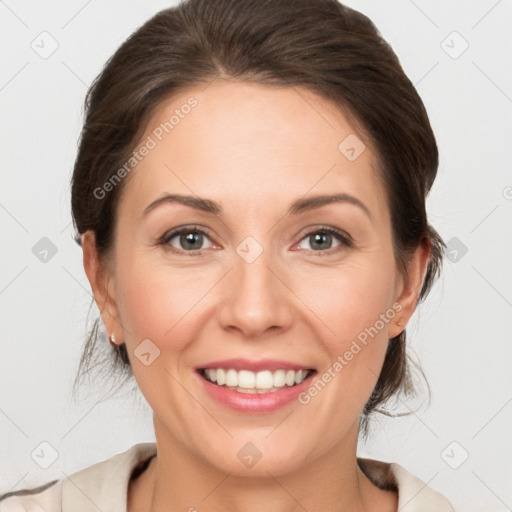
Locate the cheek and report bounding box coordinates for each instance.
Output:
[114,255,219,350]
[292,257,397,408]
[297,259,397,348]
[112,256,216,416]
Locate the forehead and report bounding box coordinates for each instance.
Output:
[118,79,387,220]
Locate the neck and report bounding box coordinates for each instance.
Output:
[137,419,396,512]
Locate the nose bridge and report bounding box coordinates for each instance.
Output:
[218,236,293,337]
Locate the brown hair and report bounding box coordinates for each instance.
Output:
[70,0,445,434]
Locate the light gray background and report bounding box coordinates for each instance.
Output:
[1,1,511,510]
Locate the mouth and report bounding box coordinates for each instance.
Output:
[197,367,317,394]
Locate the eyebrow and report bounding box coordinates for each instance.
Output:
[142,192,372,221]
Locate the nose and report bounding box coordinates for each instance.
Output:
[217,246,294,339]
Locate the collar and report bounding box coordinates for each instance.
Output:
[61,442,454,511]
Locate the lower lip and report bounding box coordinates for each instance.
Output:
[196,371,315,413]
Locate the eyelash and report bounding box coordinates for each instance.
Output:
[158,225,353,256]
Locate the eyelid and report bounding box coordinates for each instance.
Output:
[158,225,217,254]
[292,225,354,252]
[158,224,353,255]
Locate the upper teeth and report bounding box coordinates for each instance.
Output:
[203,368,310,390]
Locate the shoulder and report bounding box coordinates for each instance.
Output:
[358,457,456,511]
[0,443,157,512]
[0,479,62,512]
[60,442,157,511]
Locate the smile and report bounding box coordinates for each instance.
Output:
[199,368,315,393]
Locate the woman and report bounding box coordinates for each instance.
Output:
[0,0,455,510]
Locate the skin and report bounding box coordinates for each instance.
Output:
[82,79,430,512]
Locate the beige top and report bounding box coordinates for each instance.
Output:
[0,442,455,511]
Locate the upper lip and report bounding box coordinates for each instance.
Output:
[196,358,315,372]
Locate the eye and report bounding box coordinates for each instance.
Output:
[158,225,352,255]
[159,226,215,254]
[294,227,352,254]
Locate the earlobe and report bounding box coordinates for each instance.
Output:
[81,231,121,340]
[389,238,431,339]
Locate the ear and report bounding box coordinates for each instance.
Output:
[81,231,122,341]
[388,238,431,339]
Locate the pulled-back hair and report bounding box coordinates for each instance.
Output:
[70,0,445,435]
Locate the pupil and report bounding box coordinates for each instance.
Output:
[311,233,331,250]
[181,232,202,250]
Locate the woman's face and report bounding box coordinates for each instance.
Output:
[86,80,424,476]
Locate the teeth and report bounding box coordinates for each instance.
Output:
[273,369,286,387]
[225,369,238,387]
[238,370,255,388]
[216,368,226,386]
[285,370,295,386]
[256,370,273,389]
[202,368,311,391]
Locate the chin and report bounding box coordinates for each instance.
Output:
[197,434,316,478]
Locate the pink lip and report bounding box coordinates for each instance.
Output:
[196,369,316,413]
[196,358,314,372]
